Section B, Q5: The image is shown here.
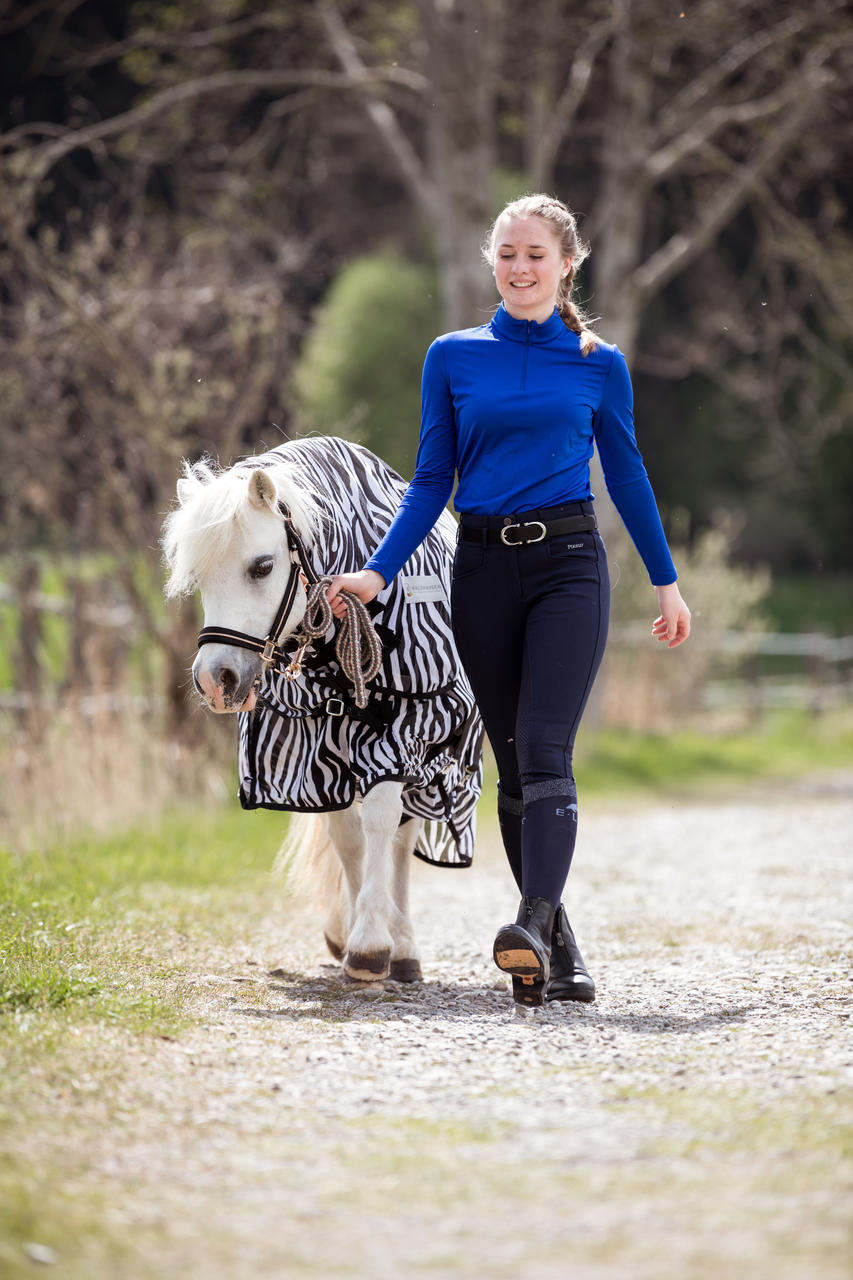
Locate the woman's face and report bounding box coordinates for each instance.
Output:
[492,214,571,324]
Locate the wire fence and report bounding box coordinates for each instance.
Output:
[2,577,852,721]
[608,624,853,715]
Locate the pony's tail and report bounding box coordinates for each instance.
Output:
[273,813,336,894]
[273,814,347,960]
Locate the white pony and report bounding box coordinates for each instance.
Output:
[162,438,482,985]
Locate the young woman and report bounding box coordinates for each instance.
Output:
[327,193,691,1008]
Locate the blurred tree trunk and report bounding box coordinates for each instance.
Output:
[419,0,499,328]
[524,5,613,191]
[589,4,651,360]
[320,0,498,329]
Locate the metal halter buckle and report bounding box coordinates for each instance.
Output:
[261,637,277,665]
[500,520,547,546]
[326,697,345,717]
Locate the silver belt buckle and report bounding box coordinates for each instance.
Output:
[326,697,345,716]
[500,520,547,546]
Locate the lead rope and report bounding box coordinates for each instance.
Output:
[291,578,383,710]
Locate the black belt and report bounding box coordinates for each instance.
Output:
[460,513,597,546]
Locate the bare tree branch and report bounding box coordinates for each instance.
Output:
[317,0,438,217]
[633,61,833,299]
[23,0,85,78]
[5,218,157,417]
[654,8,815,138]
[645,76,817,185]
[529,17,613,188]
[1,121,68,146]
[699,138,853,325]
[0,0,54,36]
[40,12,293,72]
[2,66,428,192]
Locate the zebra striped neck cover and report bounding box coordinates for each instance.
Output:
[237,437,484,868]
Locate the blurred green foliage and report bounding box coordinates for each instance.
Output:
[293,253,441,480]
[763,574,853,637]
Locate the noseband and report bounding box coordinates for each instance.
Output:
[196,502,317,673]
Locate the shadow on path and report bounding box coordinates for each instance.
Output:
[227,967,760,1033]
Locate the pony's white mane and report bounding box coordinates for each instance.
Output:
[162,454,324,598]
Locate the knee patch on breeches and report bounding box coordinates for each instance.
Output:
[521,776,577,807]
[497,784,524,816]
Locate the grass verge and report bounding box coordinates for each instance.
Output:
[0,804,286,1027]
[574,710,853,799]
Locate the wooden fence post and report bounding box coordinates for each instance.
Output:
[15,556,44,732]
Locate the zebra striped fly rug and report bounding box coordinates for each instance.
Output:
[236,437,484,867]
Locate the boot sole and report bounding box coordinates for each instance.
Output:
[493,926,547,980]
[495,947,541,974]
[512,976,546,1007]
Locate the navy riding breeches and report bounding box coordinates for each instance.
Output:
[450,502,609,906]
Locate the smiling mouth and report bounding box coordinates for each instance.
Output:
[510,281,536,288]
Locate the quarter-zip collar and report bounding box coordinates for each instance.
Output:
[489,301,567,345]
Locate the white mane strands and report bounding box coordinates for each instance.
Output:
[162,453,324,598]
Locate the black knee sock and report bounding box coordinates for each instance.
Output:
[521,793,578,907]
[497,787,523,891]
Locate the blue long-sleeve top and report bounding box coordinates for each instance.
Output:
[364,302,677,586]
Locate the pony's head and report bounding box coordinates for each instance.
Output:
[162,456,322,713]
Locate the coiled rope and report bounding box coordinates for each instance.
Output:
[295,578,383,709]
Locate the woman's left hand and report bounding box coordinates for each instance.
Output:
[652,582,691,649]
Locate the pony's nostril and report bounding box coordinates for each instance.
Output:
[219,666,239,699]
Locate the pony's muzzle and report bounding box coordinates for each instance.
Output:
[193,646,260,714]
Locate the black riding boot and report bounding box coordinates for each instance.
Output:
[493,897,556,1007]
[546,905,595,1003]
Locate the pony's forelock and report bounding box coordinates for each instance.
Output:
[162,454,324,598]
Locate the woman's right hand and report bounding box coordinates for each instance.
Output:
[326,569,386,619]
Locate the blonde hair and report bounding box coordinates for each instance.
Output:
[483,193,598,355]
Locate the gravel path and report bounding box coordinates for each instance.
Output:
[13,790,853,1278]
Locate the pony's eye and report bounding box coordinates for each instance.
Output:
[249,556,274,580]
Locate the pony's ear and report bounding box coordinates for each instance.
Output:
[176,477,195,506]
[247,468,277,510]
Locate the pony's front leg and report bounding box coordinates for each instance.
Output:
[344,781,403,982]
[389,816,423,984]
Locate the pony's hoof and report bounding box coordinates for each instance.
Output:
[323,932,345,962]
[344,950,391,982]
[388,958,422,983]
